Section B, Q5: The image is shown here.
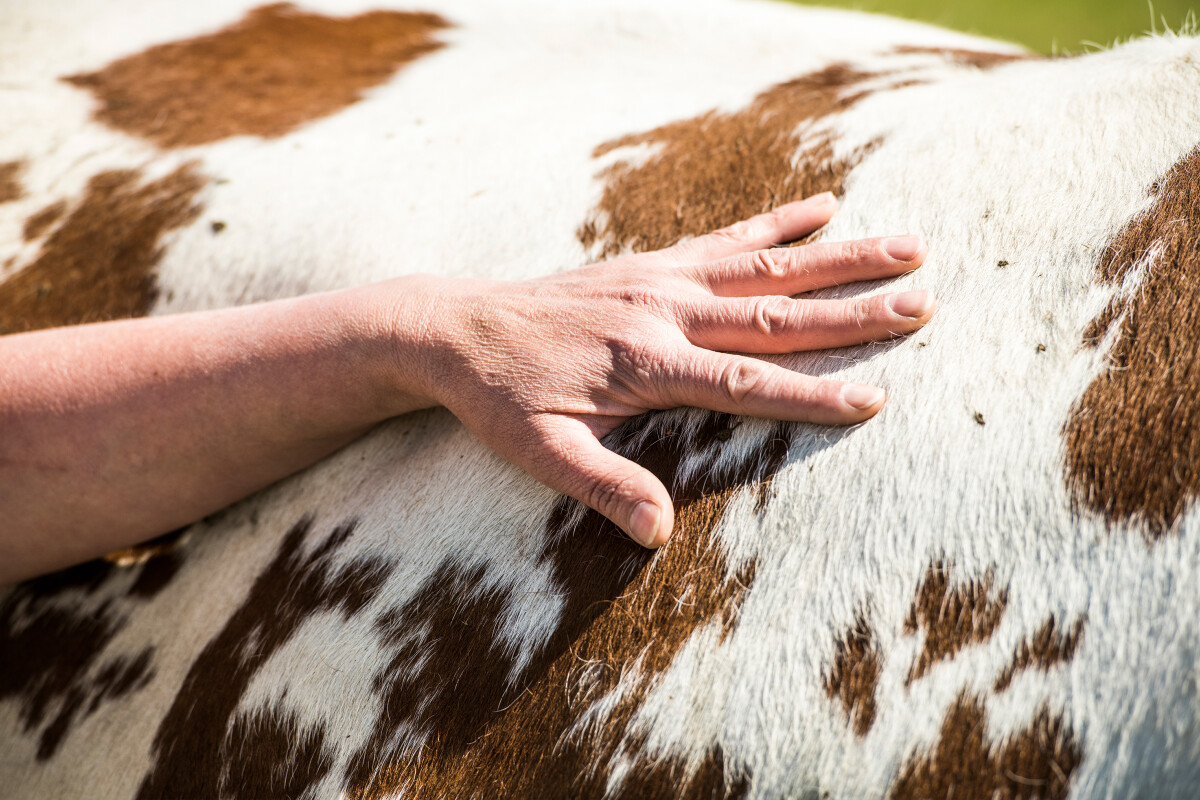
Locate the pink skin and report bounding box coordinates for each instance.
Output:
[0,194,932,583]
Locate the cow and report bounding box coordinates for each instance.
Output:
[2,0,1199,797]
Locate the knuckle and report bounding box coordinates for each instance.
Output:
[852,296,875,326]
[762,207,790,235]
[751,248,787,280]
[714,218,757,244]
[719,359,766,404]
[750,296,792,337]
[845,239,876,262]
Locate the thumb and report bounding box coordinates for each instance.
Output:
[529,419,674,548]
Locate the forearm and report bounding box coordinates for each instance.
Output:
[0,197,930,583]
[0,280,431,583]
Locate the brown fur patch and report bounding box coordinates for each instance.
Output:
[825,613,880,736]
[0,164,203,335]
[994,617,1085,693]
[0,549,180,759]
[65,3,449,149]
[136,517,387,800]
[904,562,1008,685]
[889,693,1082,800]
[579,65,887,259]
[607,744,750,800]
[890,45,1038,69]
[1065,148,1200,537]
[21,200,67,241]
[219,705,335,799]
[346,414,790,799]
[0,160,24,203]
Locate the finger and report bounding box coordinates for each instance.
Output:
[684,235,927,297]
[521,418,675,548]
[680,290,936,353]
[658,347,887,426]
[657,193,838,265]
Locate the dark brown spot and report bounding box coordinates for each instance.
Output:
[38,651,155,760]
[218,705,335,800]
[342,560,524,783]
[86,651,154,713]
[0,552,177,759]
[0,164,204,335]
[1065,148,1200,537]
[904,562,1007,685]
[0,160,24,203]
[825,613,880,736]
[889,693,1082,800]
[126,551,184,599]
[347,415,791,799]
[0,598,150,759]
[22,200,67,241]
[136,517,387,800]
[579,65,886,258]
[994,616,1085,692]
[890,45,1039,69]
[607,745,750,800]
[65,3,449,148]
[210,220,226,234]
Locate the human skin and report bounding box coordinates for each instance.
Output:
[0,194,932,584]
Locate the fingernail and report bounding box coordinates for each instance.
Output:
[842,384,885,410]
[808,191,837,207]
[884,235,923,261]
[629,501,662,548]
[887,290,934,319]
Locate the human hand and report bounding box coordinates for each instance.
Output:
[393,194,933,548]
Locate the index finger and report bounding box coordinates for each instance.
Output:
[656,193,838,265]
[684,236,927,297]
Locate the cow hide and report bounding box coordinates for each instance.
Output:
[2,1,1200,798]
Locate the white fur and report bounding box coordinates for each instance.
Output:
[2,1,1199,797]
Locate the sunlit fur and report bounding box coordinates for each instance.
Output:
[3,1,1200,798]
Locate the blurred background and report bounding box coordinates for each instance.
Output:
[785,0,1196,53]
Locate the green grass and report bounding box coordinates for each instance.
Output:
[781,0,1197,53]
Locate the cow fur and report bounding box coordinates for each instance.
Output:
[3,1,1200,798]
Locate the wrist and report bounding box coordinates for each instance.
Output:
[338,274,453,419]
